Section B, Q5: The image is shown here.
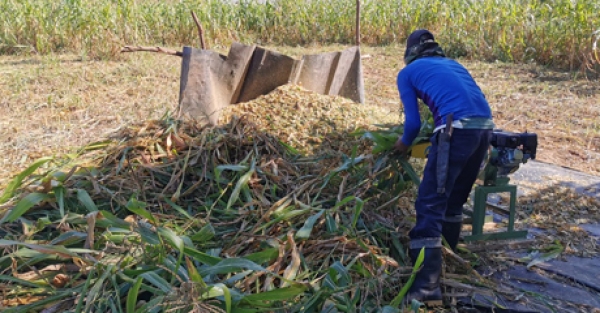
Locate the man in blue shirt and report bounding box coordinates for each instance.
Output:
[394,29,494,306]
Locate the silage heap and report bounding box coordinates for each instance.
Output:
[0,85,544,312]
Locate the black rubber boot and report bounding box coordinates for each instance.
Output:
[406,247,443,306]
[442,221,463,252]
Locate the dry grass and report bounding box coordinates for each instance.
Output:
[0,53,181,186]
[1,44,599,188]
[472,62,600,171]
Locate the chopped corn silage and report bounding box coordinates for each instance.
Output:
[220,84,400,156]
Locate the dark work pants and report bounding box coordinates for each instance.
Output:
[409,128,492,249]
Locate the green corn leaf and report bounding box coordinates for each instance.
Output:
[325,212,338,233]
[242,285,307,303]
[215,164,249,183]
[75,268,95,313]
[0,157,53,204]
[198,284,229,299]
[185,257,208,288]
[278,140,301,155]
[226,165,255,211]
[108,297,120,313]
[0,240,80,258]
[0,192,49,225]
[257,209,311,231]
[50,170,70,183]
[330,196,356,212]
[398,158,421,185]
[244,248,279,264]
[157,226,185,284]
[361,130,381,141]
[53,186,66,217]
[368,131,397,154]
[351,285,361,306]
[215,283,232,313]
[99,210,131,230]
[161,255,189,282]
[526,244,564,269]
[117,272,161,295]
[81,140,112,151]
[85,266,112,313]
[273,200,294,215]
[190,223,216,243]
[183,246,221,265]
[391,237,407,266]
[163,198,192,219]
[0,274,48,288]
[126,196,156,223]
[127,277,144,313]
[77,189,98,212]
[50,231,87,246]
[157,226,184,251]
[330,261,351,287]
[351,259,372,278]
[390,247,425,307]
[351,198,364,229]
[323,271,337,290]
[372,144,392,155]
[137,222,160,245]
[296,210,324,240]
[223,270,253,285]
[323,300,340,312]
[134,295,165,313]
[140,271,173,294]
[198,258,265,276]
[332,155,366,173]
[297,290,325,313]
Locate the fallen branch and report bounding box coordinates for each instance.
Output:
[191,11,207,50]
[120,46,183,57]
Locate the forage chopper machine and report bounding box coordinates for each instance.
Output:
[411,130,538,242]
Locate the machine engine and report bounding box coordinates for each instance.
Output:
[481,130,538,186]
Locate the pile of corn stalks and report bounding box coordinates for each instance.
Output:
[0,85,571,312]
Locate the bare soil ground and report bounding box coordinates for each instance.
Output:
[1,44,599,188]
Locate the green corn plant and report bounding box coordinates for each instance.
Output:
[2,0,599,67]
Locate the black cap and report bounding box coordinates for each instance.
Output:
[404,29,435,58]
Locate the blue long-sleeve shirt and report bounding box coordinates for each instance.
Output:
[397,57,493,146]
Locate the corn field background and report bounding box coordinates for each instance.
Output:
[1,0,599,69]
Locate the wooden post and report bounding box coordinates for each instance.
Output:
[355,0,361,46]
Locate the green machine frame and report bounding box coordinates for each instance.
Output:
[462,150,528,242]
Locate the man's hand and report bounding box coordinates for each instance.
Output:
[394,137,410,156]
